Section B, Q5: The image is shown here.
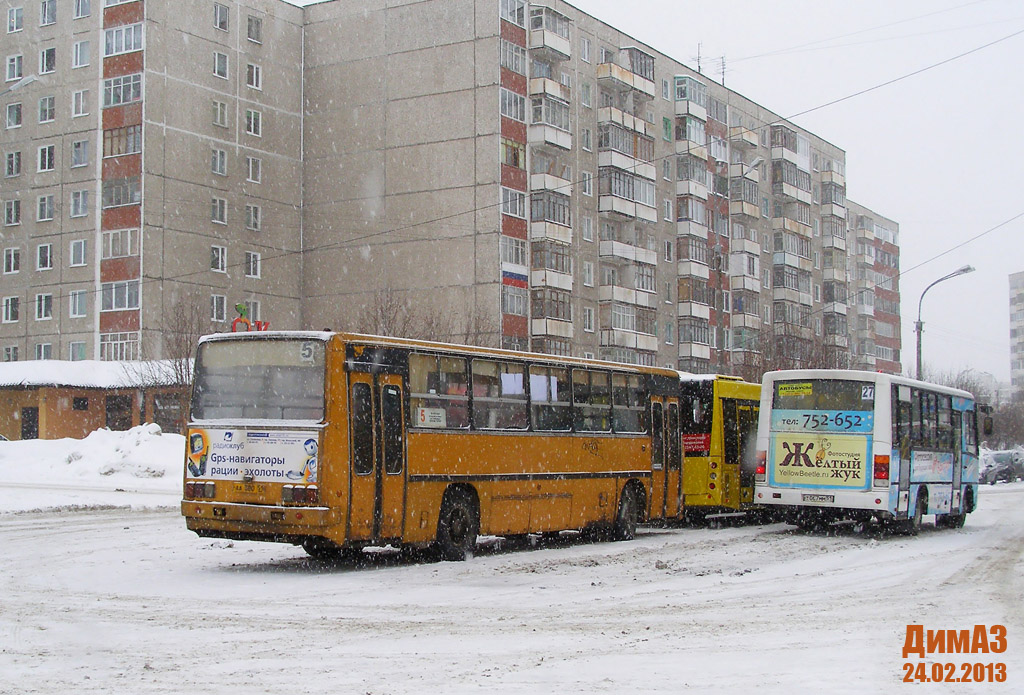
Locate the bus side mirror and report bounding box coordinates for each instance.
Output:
[983,416,994,436]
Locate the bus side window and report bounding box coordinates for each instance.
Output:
[910,389,922,445]
[937,395,952,450]
[530,366,572,431]
[409,353,469,429]
[351,382,374,476]
[722,398,739,464]
[573,369,611,432]
[611,373,646,433]
[471,359,528,430]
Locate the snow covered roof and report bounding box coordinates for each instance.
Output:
[0,360,185,389]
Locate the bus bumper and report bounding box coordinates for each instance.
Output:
[182,500,341,539]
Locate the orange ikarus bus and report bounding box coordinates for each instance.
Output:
[182,332,680,560]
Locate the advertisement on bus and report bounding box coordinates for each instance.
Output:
[186,428,319,484]
[770,432,870,488]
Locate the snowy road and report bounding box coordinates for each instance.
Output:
[2,485,1022,694]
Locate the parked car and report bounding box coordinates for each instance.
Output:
[980,450,1024,484]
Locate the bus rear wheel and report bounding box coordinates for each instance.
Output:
[903,493,927,536]
[434,489,479,561]
[612,485,640,541]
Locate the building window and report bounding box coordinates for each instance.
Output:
[70,239,86,266]
[500,235,527,266]
[73,0,91,19]
[214,3,228,31]
[580,127,592,151]
[580,37,591,63]
[213,52,228,79]
[35,343,52,360]
[101,280,140,311]
[69,290,87,317]
[499,0,525,27]
[4,200,20,225]
[70,190,88,217]
[37,145,55,172]
[500,187,525,218]
[3,248,19,274]
[499,88,525,122]
[103,125,142,157]
[583,306,594,332]
[245,109,261,136]
[244,251,261,278]
[35,293,53,320]
[581,171,593,196]
[211,148,227,176]
[211,197,227,224]
[531,96,570,131]
[8,7,24,32]
[100,332,139,361]
[500,39,526,75]
[243,300,261,322]
[581,216,593,242]
[102,228,137,259]
[71,139,88,167]
[246,63,261,90]
[2,297,19,323]
[101,177,141,207]
[69,342,87,361]
[211,294,226,322]
[6,103,22,128]
[5,151,21,177]
[211,245,226,272]
[213,100,228,127]
[501,285,527,316]
[6,54,23,81]
[3,346,18,361]
[247,15,263,43]
[501,138,525,169]
[40,0,55,26]
[104,23,143,57]
[582,261,593,287]
[530,191,570,227]
[246,156,261,182]
[36,195,54,221]
[39,47,55,73]
[103,73,142,108]
[36,243,53,270]
[245,205,261,231]
[73,40,90,67]
[72,89,89,117]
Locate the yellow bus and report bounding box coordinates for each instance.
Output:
[182,331,681,560]
[679,374,762,522]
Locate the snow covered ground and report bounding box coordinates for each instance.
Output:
[1,428,1021,693]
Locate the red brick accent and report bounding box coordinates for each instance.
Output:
[101,256,141,282]
[103,51,144,79]
[501,164,527,190]
[500,19,526,46]
[500,68,527,94]
[102,153,141,179]
[101,204,141,230]
[100,310,140,332]
[501,117,526,142]
[503,315,528,336]
[102,103,142,130]
[104,1,144,27]
[501,215,528,239]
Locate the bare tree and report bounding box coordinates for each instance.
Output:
[350,287,499,347]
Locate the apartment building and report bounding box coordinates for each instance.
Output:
[845,201,901,373]
[1010,271,1024,390]
[1,0,903,377]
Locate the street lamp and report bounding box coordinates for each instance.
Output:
[915,264,974,380]
[0,74,38,99]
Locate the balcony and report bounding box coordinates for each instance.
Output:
[820,169,845,187]
[773,180,813,204]
[674,98,706,122]
[730,274,761,293]
[598,195,657,222]
[529,28,570,61]
[531,269,573,291]
[729,200,760,219]
[678,343,711,360]
[601,329,659,352]
[597,150,656,181]
[772,215,812,236]
[729,125,758,149]
[532,318,574,339]
[596,62,656,98]
[823,303,847,316]
[597,106,653,138]
[773,252,813,273]
[528,123,572,151]
[677,302,710,320]
[731,313,761,330]
[530,221,572,245]
[677,260,710,280]
[599,284,657,307]
[530,172,572,196]
[822,267,846,283]
[674,138,708,161]
[676,220,708,240]
[529,77,571,102]
[729,162,760,183]
[821,235,846,252]
[820,202,846,219]
[599,240,657,265]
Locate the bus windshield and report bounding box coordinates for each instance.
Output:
[772,379,875,412]
[191,338,326,422]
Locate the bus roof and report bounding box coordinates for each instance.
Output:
[198,330,679,378]
[761,369,975,401]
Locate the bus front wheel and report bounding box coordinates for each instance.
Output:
[434,489,479,561]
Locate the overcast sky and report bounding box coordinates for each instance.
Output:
[291,0,1024,383]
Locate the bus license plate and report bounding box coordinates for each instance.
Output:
[234,483,266,495]
[802,494,834,503]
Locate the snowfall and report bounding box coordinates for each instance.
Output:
[0,425,1021,694]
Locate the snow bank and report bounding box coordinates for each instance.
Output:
[0,424,184,513]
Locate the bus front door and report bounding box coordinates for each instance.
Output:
[650,398,682,520]
[348,373,407,543]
